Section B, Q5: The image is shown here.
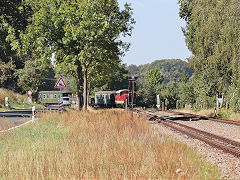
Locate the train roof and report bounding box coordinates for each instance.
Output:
[95,91,116,94]
[39,91,72,94]
[116,89,128,93]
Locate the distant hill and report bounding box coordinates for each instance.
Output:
[127,59,192,83]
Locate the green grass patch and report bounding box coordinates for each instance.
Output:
[0,111,220,179]
[0,88,44,111]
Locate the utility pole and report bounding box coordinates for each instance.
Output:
[129,76,136,120]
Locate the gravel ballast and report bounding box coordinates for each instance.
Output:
[150,120,240,179]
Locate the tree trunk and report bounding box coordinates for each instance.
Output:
[83,67,88,111]
[87,82,91,108]
[76,61,83,111]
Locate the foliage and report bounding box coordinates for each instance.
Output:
[178,0,240,111]
[128,59,192,84]
[146,68,163,88]
[158,82,178,109]
[16,60,55,94]
[142,68,163,107]
[0,88,28,105]
[0,0,32,90]
[17,0,134,110]
[91,64,129,93]
[0,61,15,87]
[129,59,192,108]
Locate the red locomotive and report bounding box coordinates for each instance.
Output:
[115,89,136,106]
[115,77,137,107]
[115,89,129,105]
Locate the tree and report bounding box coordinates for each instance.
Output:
[0,0,32,90]
[179,0,240,111]
[146,68,163,88]
[91,63,129,93]
[18,0,134,111]
[144,68,163,107]
[16,60,55,94]
[0,61,15,87]
[159,82,178,109]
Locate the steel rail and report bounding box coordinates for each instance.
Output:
[161,121,240,157]
[132,109,240,157]
[166,110,240,126]
[166,120,240,148]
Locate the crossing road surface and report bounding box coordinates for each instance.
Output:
[0,107,60,131]
[0,109,34,131]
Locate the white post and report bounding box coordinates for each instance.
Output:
[5,97,8,107]
[32,106,36,121]
[28,96,32,104]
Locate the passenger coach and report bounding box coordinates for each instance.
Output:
[38,91,72,106]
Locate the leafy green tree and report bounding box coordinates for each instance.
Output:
[159,82,178,109]
[17,0,134,111]
[0,0,32,90]
[0,61,15,87]
[178,81,196,109]
[16,60,54,94]
[91,63,129,92]
[179,0,240,111]
[147,68,163,88]
[144,68,163,107]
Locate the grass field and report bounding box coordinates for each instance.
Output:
[0,110,220,179]
[0,88,44,111]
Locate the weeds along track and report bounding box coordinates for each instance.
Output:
[132,109,240,157]
[166,110,240,126]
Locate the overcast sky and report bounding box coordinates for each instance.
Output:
[119,0,192,66]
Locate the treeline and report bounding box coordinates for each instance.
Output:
[0,0,134,110]
[128,59,194,109]
[135,0,240,111]
[178,0,240,111]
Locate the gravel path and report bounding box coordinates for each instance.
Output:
[150,121,240,179]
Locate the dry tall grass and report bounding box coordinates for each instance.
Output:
[0,110,219,179]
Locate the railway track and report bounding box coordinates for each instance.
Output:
[132,108,240,157]
[161,120,240,157]
[166,110,240,126]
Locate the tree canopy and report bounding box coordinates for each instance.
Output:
[6,0,134,110]
[178,0,240,111]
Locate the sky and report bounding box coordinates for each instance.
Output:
[118,0,192,66]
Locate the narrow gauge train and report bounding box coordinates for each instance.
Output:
[39,89,135,107]
[94,89,135,107]
[94,91,116,107]
[38,91,73,106]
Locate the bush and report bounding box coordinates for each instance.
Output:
[0,88,28,105]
